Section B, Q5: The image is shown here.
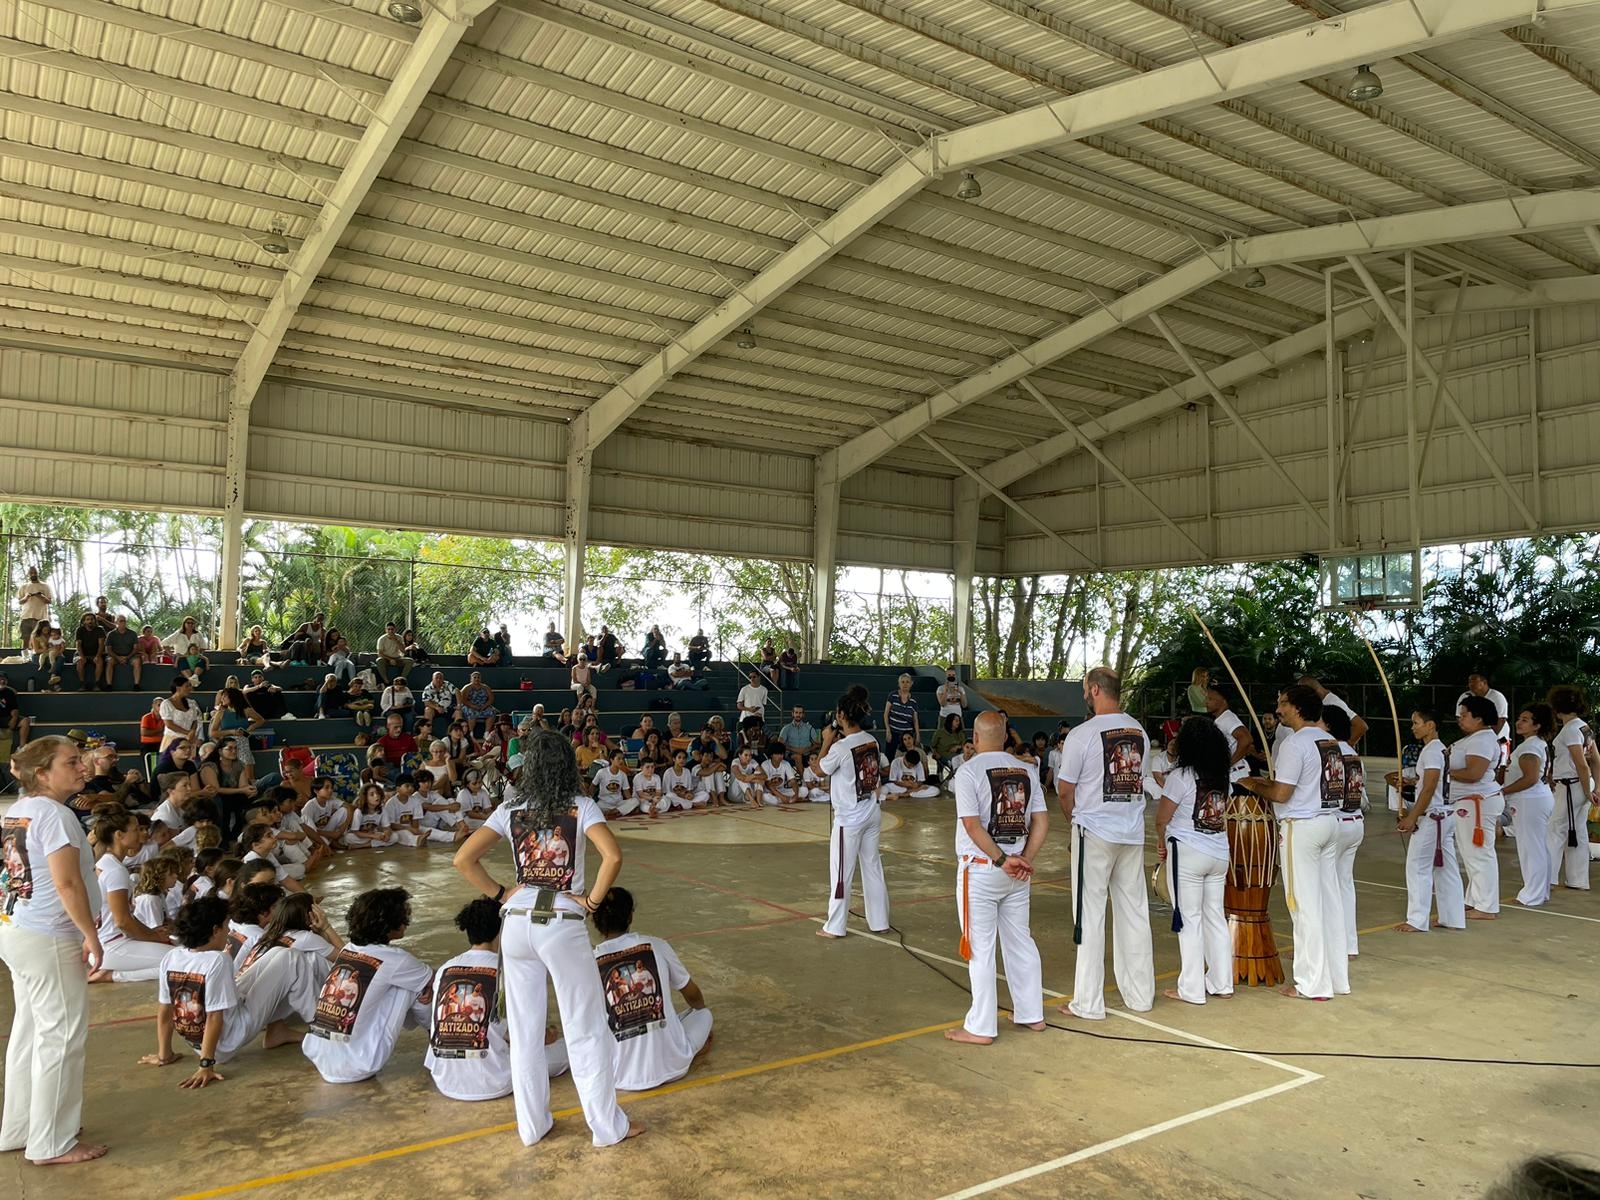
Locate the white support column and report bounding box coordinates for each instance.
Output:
[218,386,247,648]
[562,412,591,652]
[952,476,978,669]
[812,450,841,662]
[1324,269,1339,550]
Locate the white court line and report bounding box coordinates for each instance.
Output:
[1356,878,1600,923]
[933,1074,1318,1200]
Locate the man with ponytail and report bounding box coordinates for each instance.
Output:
[816,685,891,939]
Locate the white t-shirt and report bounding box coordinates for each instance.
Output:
[2,795,99,939]
[1321,691,1356,722]
[593,932,695,1091]
[424,948,510,1102]
[592,768,631,805]
[1551,718,1594,785]
[1057,712,1151,845]
[1212,710,1250,782]
[765,759,797,789]
[633,772,664,808]
[133,892,166,929]
[1504,736,1551,798]
[159,698,202,735]
[663,767,698,798]
[1271,725,1342,820]
[160,945,251,1057]
[953,750,1045,859]
[819,731,883,829]
[94,852,135,945]
[936,682,966,716]
[1452,729,1504,802]
[349,807,386,837]
[1415,739,1448,813]
[226,920,266,967]
[1160,766,1229,860]
[152,799,189,830]
[736,684,768,716]
[383,793,423,829]
[889,757,926,785]
[303,943,433,1084]
[484,795,605,915]
[302,796,346,833]
[1456,689,1509,723]
[1272,722,1292,754]
[802,766,827,792]
[457,787,493,817]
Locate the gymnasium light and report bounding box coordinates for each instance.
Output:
[258,236,291,255]
[956,172,982,201]
[1347,64,1384,102]
[736,326,757,350]
[387,1,424,23]
[1243,267,1267,289]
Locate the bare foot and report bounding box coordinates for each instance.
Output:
[86,968,114,984]
[1162,987,1203,1005]
[1019,1020,1047,1031]
[1208,991,1234,999]
[620,1126,647,1142]
[1279,985,1329,1002]
[943,1028,995,1045]
[815,929,843,939]
[262,1023,304,1049]
[1395,922,1423,933]
[1465,911,1497,921]
[35,1142,108,1164]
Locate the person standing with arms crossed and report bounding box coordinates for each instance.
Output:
[452,729,640,1149]
[816,685,890,940]
[1056,667,1154,1021]
[15,567,51,651]
[945,711,1047,1045]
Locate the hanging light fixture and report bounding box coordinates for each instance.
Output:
[955,172,982,201]
[1347,64,1383,102]
[386,1,424,23]
[1243,267,1266,290]
[736,326,757,350]
[258,234,291,256]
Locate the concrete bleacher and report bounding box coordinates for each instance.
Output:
[0,650,978,756]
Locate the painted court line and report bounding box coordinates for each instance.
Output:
[175,1017,965,1200]
[1357,878,1600,923]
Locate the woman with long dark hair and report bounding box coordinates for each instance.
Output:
[1504,703,1557,908]
[816,685,890,939]
[453,729,638,1148]
[1154,716,1233,1005]
[1546,685,1595,892]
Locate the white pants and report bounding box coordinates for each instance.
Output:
[392,827,456,847]
[761,785,795,806]
[1550,782,1591,890]
[312,809,350,839]
[342,830,397,849]
[1335,816,1365,955]
[99,935,170,983]
[278,840,310,866]
[698,774,727,800]
[1454,796,1503,912]
[1162,840,1231,1004]
[0,924,89,1161]
[681,1007,713,1059]
[1067,828,1153,1019]
[822,811,889,937]
[884,783,939,800]
[501,913,630,1147]
[801,783,828,802]
[957,860,1043,1036]
[667,789,706,811]
[1280,817,1345,999]
[1511,785,1554,906]
[597,795,640,818]
[421,812,465,831]
[729,778,763,805]
[1404,811,1466,930]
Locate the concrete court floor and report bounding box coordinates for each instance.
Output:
[2,798,1595,1200]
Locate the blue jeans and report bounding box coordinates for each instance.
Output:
[779,668,798,690]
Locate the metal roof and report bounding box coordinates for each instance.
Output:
[4,0,1600,479]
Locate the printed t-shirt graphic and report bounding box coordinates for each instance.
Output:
[1100,730,1145,800]
[597,944,666,1041]
[430,963,498,1058]
[1,816,33,913]
[224,928,250,960]
[1342,753,1366,813]
[168,971,208,1046]
[240,935,293,972]
[851,742,880,802]
[309,950,382,1041]
[985,767,1032,842]
[1193,783,1227,834]
[509,807,578,890]
[1318,742,1347,810]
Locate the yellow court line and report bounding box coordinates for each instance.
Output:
[175,1017,964,1200]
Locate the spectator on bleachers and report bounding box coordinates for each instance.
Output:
[931,714,966,784]
[757,641,778,688]
[666,653,704,691]
[345,677,375,729]
[631,714,657,742]
[376,713,418,768]
[103,614,142,690]
[315,675,347,720]
[457,671,496,737]
[0,673,26,746]
[689,722,726,766]
[467,627,501,668]
[642,626,667,671]
[154,739,205,796]
[884,674,921,750]
[279,613,325,663]
[665,712,687,746]
[236,625,275,672]
[936,669,967,721]
[174,642,210,686]
[777,643,799,691]
[32,622,62,685]
[200,741,261,841]
[88,596,115,634]
[571,655,597,703]
[494,625,515,667]
[242,670,290,723]
[687,628,710,669]
[75,612,108,691]
[638,730,670,772]
[374,622,411,684]
[578,633,598,663]
[133,624,162,665]
[160,677,203,753]
[777,706,819,772]
[542,621,566,661]
[381,676,416,722]
[419,740,459,791]
[598,625,622,671]
[401,629,431,666]
[15,565,52,647]
[576,726,608,779]
[422,672,457,723]
[325,635,356,684]
[82,742,155,810]
[737,716,766,759]
[139,695,164,749]
[737,671,768,727]
[211,686,267,745]
[163,615,209,659]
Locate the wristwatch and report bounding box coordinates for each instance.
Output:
[994,851,1009,869]
[199,1057,217,1069]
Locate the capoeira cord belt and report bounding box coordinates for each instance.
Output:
[1283,821,1297,915]
[1464,794,1486,847]
[1560,780,1581,848]
[1072,827,1085,947]
[1166,838,1183,934]
[1429,810,1448,868]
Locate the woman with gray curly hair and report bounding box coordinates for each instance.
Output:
[453,729,640,1149]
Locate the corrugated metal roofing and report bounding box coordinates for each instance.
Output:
[2,0,1599,487]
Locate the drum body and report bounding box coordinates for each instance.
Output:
[1224,793,1284,986]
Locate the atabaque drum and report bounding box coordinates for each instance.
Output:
[1224,792,1283,987]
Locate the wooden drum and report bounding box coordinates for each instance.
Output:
[1224,792,1284,987]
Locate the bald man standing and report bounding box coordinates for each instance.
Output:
[946,712,1049,1045]
[1057,666,1154,1020]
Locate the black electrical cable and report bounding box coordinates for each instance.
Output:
[853,909,1600,1070]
